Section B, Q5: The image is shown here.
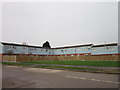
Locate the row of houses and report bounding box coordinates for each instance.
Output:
[0,42,120,61]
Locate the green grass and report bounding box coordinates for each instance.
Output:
[21,61,119,67]
[2,62,98,70]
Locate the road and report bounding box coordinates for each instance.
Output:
[2,65,119,88]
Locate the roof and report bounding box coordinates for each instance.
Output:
[52,44,93,49]
[92,43,118,47]
[1,42,118,49]
[1,42,42,48]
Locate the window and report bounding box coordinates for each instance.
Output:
[61,50,64,52]
[92,48,97,51]
[88,48,90,50]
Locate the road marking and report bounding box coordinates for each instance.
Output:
[67,76,87,80]
[79,78,86,80]
[36,83,40,85]
[105,81,113,83]
[91,79,96,81]
[73,77,79,79]
[66,76,119,84]
[66,76,71,78]
[94,80,101,82]
[115,82,120,84]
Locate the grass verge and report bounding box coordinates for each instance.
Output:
[21,61,119,67]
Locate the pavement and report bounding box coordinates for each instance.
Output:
[2,65,120,88]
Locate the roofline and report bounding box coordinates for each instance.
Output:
[52,44,93,49]
[92,43,118,47]
[0,42,42,48]
[0,42,118,49]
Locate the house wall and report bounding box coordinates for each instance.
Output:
[52,46,91,56]
[2,45,50,55]
[1,43,119,62]
[91,46,118,55]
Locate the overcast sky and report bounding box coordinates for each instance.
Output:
[2,1,118,47]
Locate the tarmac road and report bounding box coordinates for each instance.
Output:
[2,65,119,88]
